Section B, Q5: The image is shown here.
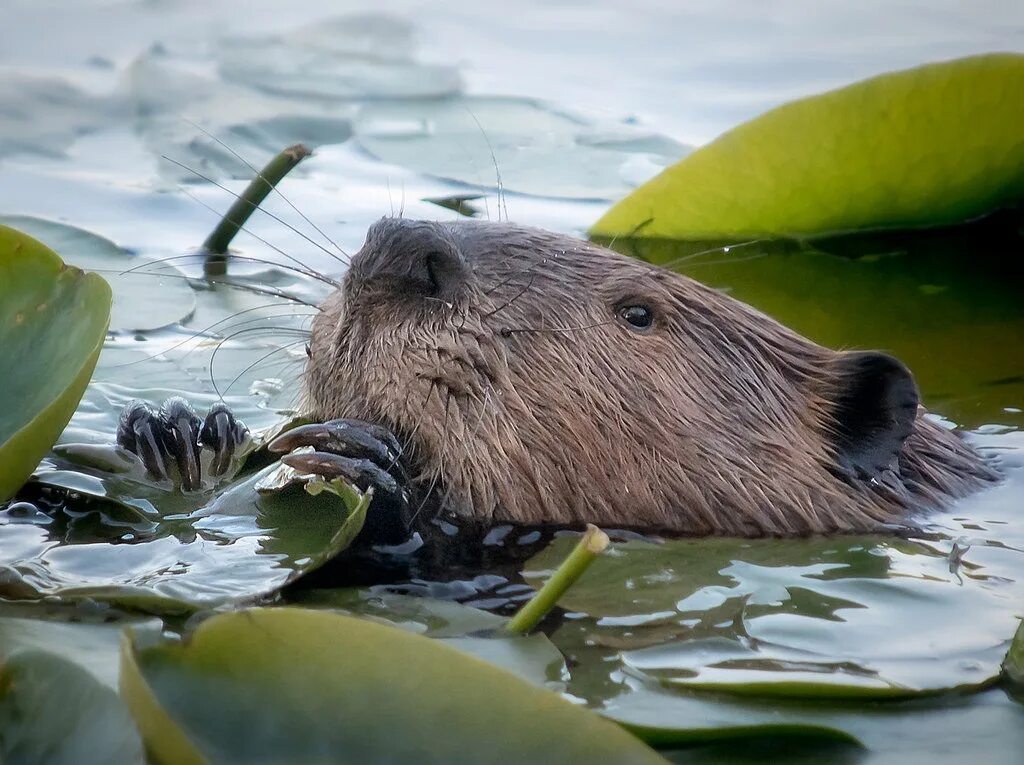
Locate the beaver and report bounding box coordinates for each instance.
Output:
[117,218,999,542]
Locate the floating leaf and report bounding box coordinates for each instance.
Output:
[0,466,368,614]
[1004,619,1024,687]
[529,533,1015,700]
[0,610,162,689]
[289,587,509,637]
[354,96,688,199]
[0,225,111,502]
[592,54,1024,239]
[602,686,861,748]
[0,216,195,332]
[0,650,144,765]
[120,608,667,764]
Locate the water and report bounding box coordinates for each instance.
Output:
[0,1,1022,762]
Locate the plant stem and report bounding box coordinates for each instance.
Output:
[504,524,609,636]
[201,144,312,273]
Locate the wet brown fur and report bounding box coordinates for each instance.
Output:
[303,220,997,536]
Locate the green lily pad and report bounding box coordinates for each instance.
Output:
[0,650,144,765]
[290,589,566,689]
[591,54,1024,239]
[0,465,368,614]
[0,216,195,332]
[289,587,510,637]
[528,532,1016,701]
[120,608,667,765]
[0,224,111,502]
[0,610,163,689]
[1004,619,1024,687]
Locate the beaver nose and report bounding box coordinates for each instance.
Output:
[357,218,468,299]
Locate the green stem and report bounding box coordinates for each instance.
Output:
[504,524,609,636]
[201,144,312,270]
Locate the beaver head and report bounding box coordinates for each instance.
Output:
[303,218,995,536]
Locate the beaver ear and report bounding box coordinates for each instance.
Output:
[827,351,919,479]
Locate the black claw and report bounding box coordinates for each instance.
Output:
[280,451,399,495]
[268,419,401,470]
[201,403,249,477]
[118,400,173,483]
[269,418,413,543]
[161,397,203,492]
[116,398,247,492]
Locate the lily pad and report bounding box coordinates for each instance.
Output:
[528,532,1018,701]
[591,54,1024,239]
[217,14,462,100]
[0,216,195,332]
[0,224,111,502]
[0,650,144,765]
[120,607,666,765]
[0,610,162,689]
[1004,619,1024,687]
[354,96,689,199]
[0,466,368,614]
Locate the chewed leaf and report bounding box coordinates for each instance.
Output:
[120,608,667,765]
[0,465,368,614]
[0,224,111,502]
[591,54,1024,240]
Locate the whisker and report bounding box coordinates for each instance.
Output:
[172,187,342,287]
[213,336,309,400]
[410,388,453,525]
[482,272,537,319]
[657,239,766,271]
[682,252,770,269]
[119,249,339,290]
[161,154,350,267]
[182,118,350,264]
[464,106,508,222]
[499,319,616,336]
[109,303,315,368]
[388,378,438,473]
[434,385,493,517]
[87,268,320,307]
[483,257,547,296]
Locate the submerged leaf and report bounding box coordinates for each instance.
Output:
[592,54,1024,239]
[0,225,111,502]
[120,608,667,765]
[0,650,144,765]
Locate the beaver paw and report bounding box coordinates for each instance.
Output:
[116,398,249,492]
[267,419,412,540]
[267,419,406,494]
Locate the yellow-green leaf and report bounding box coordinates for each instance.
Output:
[1004,619,1024,687]
[120,608,667,765]
[591,54,1024,240]
[0,225,111,501]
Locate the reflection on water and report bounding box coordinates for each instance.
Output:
[0,1,1022,762]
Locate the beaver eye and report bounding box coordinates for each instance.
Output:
[618,305,653,331]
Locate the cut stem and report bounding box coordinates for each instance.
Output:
[201,143,312,272]
[504,524,610,636]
